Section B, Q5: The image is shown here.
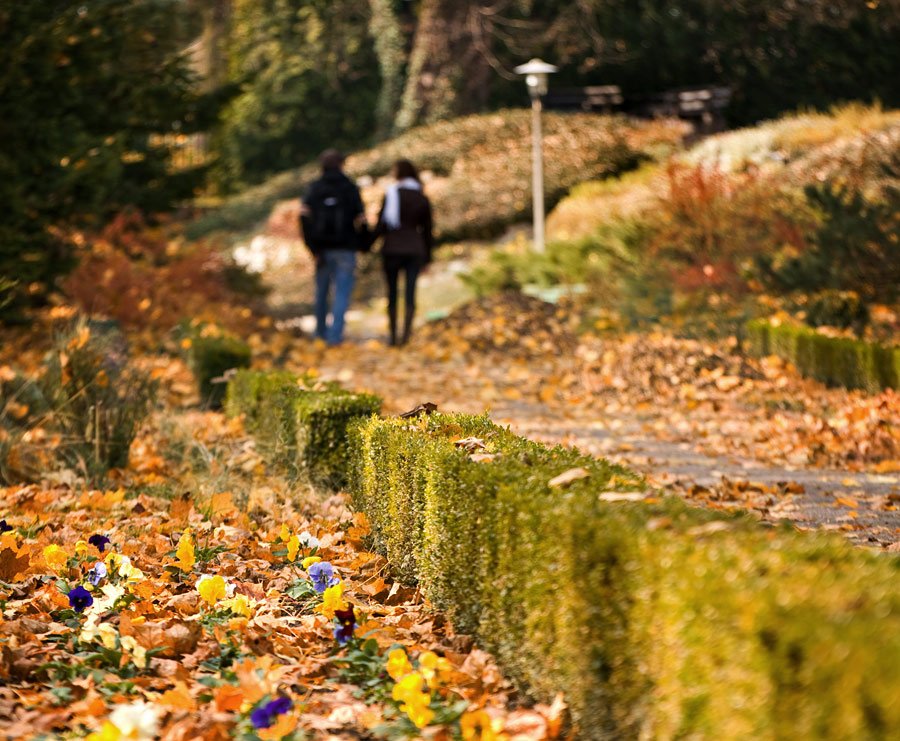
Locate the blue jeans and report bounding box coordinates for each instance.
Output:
[314,249,357,345]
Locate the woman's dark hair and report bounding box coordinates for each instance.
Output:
[393,158,420,182]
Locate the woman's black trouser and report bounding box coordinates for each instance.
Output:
[383,253,423,345]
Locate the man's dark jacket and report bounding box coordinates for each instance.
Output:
[300,169,365,254]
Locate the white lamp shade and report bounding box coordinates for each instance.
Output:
[513,59,559,76]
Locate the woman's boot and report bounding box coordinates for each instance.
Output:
[401,307,415,345]
[388,303,399,346]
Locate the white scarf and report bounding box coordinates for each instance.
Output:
[383,177,421,230]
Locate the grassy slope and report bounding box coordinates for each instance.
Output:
[547,103,900,244]
[186,110,687,244]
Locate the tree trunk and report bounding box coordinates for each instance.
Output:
[368,0,408,139]
[395,0,493,132]
[193,0,231,87]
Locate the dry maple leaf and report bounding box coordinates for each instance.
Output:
[0,547,30,582]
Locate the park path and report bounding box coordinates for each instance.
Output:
[256,233,900,549]
[281,324,900,550]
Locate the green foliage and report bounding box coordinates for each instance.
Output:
[351,411,900,739]
[213,0,380,188]
[462,226,638,300]
[0,1,221,315]
[746,319,900,393]
[805,290,870,332]
[225,369,381,488]
[180,322,252,408]
[523,0,900,126]
[757,182,900,307]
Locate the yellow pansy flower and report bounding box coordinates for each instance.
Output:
[392,672,433,729]
[419,651,453,689]
[85,720,122,741]
[222,593,254,618]
[75,540,88,557]
[386,648,413,680]
[301,555,321,570]
[279,523,290,542]
[460,709,507,741]
[175,529,195,572]
[317,582,347,619]
[197,575,227,606]
[43,544,68,571]
[405,701,434,730]
[286,534,300,562]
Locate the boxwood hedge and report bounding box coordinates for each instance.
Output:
[351,412,900,740]
[231,370,900,739]
[226,369,380,487]
[746,318,900,393]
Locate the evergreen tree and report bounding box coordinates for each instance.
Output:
[0,0,216,315]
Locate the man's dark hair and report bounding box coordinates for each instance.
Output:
[394,158,420,182]
[320,149,345,171]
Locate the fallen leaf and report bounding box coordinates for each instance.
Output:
[548,467,590,488]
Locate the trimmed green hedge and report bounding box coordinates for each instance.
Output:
[179,322,252,407]
[351,412,900,740]
[225,369,380,487]
[746,319,900,392]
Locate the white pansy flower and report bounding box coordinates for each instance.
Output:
[298,531,319,549]
[97,623,118,650]
[109,701,159,740]
[120,636,148,669]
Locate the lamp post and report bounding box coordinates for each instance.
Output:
[514,58,558,254]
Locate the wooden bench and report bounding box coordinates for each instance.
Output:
[543,84,732,133]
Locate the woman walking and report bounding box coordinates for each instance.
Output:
[376,159,433,346]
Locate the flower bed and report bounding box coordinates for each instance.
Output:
[225,369,380,487]
[746,318,900,393]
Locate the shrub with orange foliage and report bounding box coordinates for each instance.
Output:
[64,211,255,336]
[643,163,814,293]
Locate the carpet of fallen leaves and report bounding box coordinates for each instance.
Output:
[0,357,564,740]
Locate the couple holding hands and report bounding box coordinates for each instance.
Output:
[300,149,433,347]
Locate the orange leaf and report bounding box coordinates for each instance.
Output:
[159,682,196,711]
[214,685,245,712]
[0,546,30,582]
[257,712,297,741]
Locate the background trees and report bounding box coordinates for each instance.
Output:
[3,0,900,316]
[0,0,218,314]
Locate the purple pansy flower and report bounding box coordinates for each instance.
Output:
[333,607,356,645]
[307,561,339,594]
[250,696,293,729]
[88,561,107,586]
[88,534,110,553]
[0,520,12,534]
[68,585,94,612]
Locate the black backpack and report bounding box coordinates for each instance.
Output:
[308,180,356,247]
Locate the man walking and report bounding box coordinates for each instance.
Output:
[300,149,366,346]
